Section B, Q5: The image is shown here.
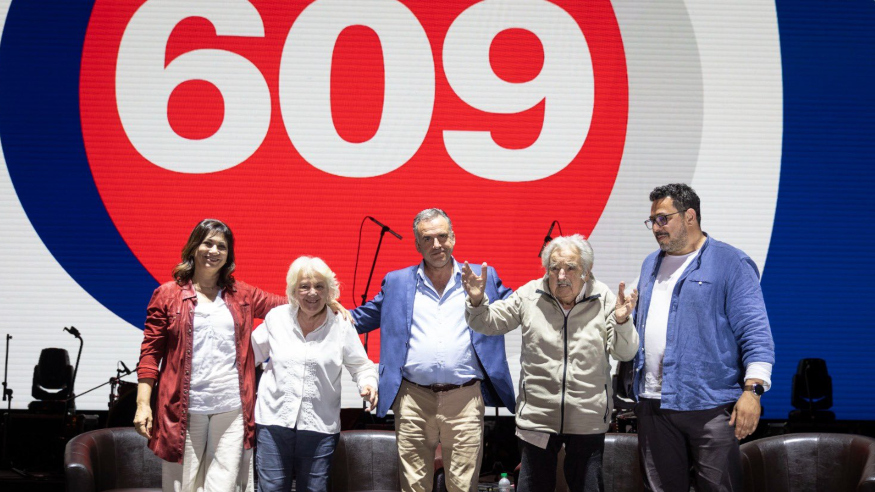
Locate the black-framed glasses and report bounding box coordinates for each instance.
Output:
[644,211,683,229]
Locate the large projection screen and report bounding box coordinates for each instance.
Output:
[1,0,873,420]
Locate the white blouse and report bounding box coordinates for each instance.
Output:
[252,304,377,434]
[189,291,241,414]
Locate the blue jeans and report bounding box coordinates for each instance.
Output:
[517,433,605,492]
[256,424,339,492]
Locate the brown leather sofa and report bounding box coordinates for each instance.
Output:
[603,433,644,492]
[329,430,401,491]
[514,433,644,492]
[740,433,875,492]
[328,429,447,492]
[65,427,446,492]
[64,427,162,492]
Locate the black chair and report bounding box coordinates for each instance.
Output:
[329,430,401,492]
[613,361,636,411]
[29,347,75,413]
[64,427,162,492]
[789,358,835,422]
[328,430,446,492]
[740,433,875,491]
[604,433,644,492]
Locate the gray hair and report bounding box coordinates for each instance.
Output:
[412,208,454,240]
[285,256,340,306]
[541,234,594,275]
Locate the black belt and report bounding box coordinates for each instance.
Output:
[404,378,479,393]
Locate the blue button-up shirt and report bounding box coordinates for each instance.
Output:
[402,262,485,386]
[632,235,775,411]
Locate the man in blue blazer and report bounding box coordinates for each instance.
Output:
[353,208,515,492]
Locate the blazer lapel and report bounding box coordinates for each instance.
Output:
[405,265,417,337]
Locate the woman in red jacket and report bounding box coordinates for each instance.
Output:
[134,219,285,492]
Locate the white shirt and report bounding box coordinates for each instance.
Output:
[403,261,484,386]
[641,250,699,399]
[189,292,242,414]
[252,304,377,434]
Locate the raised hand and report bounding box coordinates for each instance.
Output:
[462,261,488,307]
[614,282,638,323]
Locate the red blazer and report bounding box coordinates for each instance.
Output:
[138,280,284,463]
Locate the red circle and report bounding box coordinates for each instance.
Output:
[167,80,224,140]
[489,28,544,84]
[80,1,629,363]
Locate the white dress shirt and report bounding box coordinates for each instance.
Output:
[252,304,377,434]
[403,261,484,386]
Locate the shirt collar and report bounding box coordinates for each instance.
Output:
[415,259,460,280]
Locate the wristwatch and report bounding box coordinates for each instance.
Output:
[744,383,765,396]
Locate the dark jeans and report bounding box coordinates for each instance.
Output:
[517,433,605,492]
[256,424,340,492]
[635,398,742,492]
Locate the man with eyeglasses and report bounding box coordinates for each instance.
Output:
[631,183,775,492]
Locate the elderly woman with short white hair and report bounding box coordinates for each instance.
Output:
[252,256,377,492]
[462,234,638,492]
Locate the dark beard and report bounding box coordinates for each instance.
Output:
[657,228,688,254]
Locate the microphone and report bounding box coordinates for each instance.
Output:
[367,216,403,240]
[63,326,82,339]
[538,220,559,257]
[119,360,133,376]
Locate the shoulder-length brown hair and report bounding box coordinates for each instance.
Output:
[172,219,236,287]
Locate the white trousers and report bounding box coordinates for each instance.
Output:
[162,408,253,492]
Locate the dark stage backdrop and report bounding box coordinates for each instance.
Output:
[0,0,872,419]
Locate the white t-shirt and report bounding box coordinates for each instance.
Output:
[640,250,699,399]
[189,292,242,414]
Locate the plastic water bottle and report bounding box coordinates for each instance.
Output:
[498,472,512,492]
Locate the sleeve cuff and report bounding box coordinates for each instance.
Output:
[745,362,773,391]
[465,293,490,310]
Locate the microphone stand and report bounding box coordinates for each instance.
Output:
[360,218,402,357]
[63,327,84,417]
[2,334,12,469]
[538,220,561,258]
[65,362,135,408]
[358,218,402,419]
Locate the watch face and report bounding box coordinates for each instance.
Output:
[753,384,765,396]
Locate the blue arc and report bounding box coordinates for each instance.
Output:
[0,0,157,327]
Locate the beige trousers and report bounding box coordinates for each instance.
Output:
[162,408,253,492]
[394,380,485,492]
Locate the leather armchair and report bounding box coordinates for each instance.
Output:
[514,433,643,492]
[64,427,162,492]
[328,430,447,492]
[741,433,875,492]
[603,433,644,492]
[329,430,401,492]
